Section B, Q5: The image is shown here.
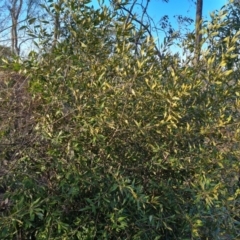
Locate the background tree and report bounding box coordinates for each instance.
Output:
[0,0,42,55]
[8,0,23,55]
[194,0,203,63]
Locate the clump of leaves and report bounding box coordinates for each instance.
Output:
[0,0,239,239]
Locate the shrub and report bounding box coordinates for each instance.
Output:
[0,0,239,239]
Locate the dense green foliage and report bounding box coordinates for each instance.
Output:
[0,0,239,239]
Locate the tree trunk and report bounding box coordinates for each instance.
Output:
[9,0,23,55]
[194,0,203,64]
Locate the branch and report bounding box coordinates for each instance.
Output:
[120,5,164,61]
[0,18,28,34]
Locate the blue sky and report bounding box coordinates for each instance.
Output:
[147,0,228,35]
[90,0,229,54]
[147,0,228,22]
[91,0,229,28]
[146,0,229,51]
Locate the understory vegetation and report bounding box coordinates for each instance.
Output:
[0,0,239,239]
